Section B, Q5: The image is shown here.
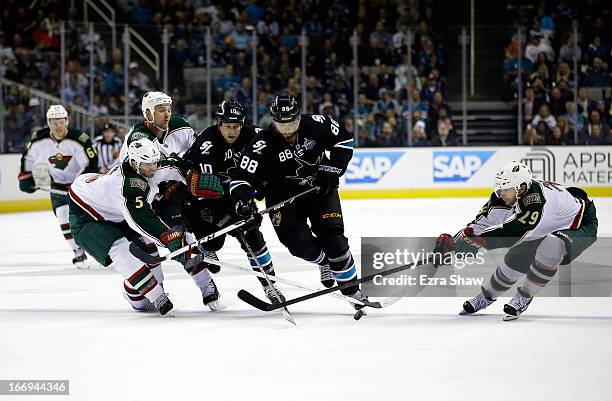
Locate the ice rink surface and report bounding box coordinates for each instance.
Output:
[1,198,611,401]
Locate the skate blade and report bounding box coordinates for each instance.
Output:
[503,313,520,321]
[206,300,220,311]
[459,309,472,315]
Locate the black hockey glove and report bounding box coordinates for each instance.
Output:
[314,165,342,197]
[232,186,262,232]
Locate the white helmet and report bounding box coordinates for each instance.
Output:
[128,138,161,172]
[46,104,69,126]
[493,160,533,197]
[141,91,172,122]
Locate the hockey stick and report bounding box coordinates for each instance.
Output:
[129,186,320,264]
[237,255,436,312]
[238,232,296,326]
[35,186,69,196]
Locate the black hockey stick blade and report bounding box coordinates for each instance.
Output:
[129,242,165,264]
[237,256,434,312]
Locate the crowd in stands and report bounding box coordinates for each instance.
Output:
[0,0,457,153]
[503,0,611,145]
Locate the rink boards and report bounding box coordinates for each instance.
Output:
[1,146,611,212]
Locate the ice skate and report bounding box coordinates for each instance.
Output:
[153,293,174,316]
[263,283,286,304]
[503,288,533,321]
[72,248,89,269]
[202,278,220,311]
[461,291,495,315]
[319,264,335,288]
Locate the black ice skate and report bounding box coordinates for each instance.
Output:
[461,291,495,315]
[72,249,89,269]
[319,264,335,288]
[202,279,220,311]
[153,293,174,316]
[263,283,286,304]
[503,288,533,321]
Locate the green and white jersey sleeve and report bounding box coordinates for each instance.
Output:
[21,128,98,185]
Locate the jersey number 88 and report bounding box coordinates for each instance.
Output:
[240,155,258,173]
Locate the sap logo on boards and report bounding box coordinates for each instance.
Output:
[345,152,403,184]
[433,151,495,182]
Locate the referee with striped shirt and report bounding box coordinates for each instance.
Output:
[93,123,122,173]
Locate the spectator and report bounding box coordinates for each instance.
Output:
[582,123,609,145]
[230,21,250,51]
[410,120,428,147]
[583,57,610,87]
[62,75,87,104]
[235,77,253,113]
[430,118,457,146]
[104,63,124,97]
[128,62,150,92]
[216,65,241,98]
[558,32,580,64]
[563,101,585,130]
[530,104,557,129]
[525,35,554,64]
[377,121,403,147]
[546,126,570,145]
[523,126,544,145]
[187,104,210,133]
[547,86,567,117]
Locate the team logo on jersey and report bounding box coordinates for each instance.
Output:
[48,153,72,170]
[252,140,267,155]
[433,151,495,182]
[344,151,403,184]
[200,141,213,154]
[271,212,282,226]
[303,138,316,150]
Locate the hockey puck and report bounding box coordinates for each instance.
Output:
[353,309,365,321]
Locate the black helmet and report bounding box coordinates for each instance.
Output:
[269,93,300,123]
[216,99,245,124]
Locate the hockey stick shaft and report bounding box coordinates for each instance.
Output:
[35,186,69,196]
[130,186,320,263]
[238,232,296,325]
[238,256,435,311]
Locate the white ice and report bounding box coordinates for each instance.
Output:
[1,198,611,401]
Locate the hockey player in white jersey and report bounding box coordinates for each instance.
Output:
[68,138,221,314]
[18,105,99,268]
[435,161,598,320]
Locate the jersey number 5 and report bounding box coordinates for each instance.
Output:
[240,155,258,173]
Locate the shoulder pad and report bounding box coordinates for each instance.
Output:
[169,116,192,131]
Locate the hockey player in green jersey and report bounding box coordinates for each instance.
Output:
[68,138,222,315]
[118,91,196,160]
[18,104,99,268]
[435,161,598,320]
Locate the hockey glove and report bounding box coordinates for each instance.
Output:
[187,169,224,199]
[314,165,341,197]
[454,227,486,253]
[234,197,262,232]
[433,233,454,267]
[160,229,186,264]
[18,171,37,193]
